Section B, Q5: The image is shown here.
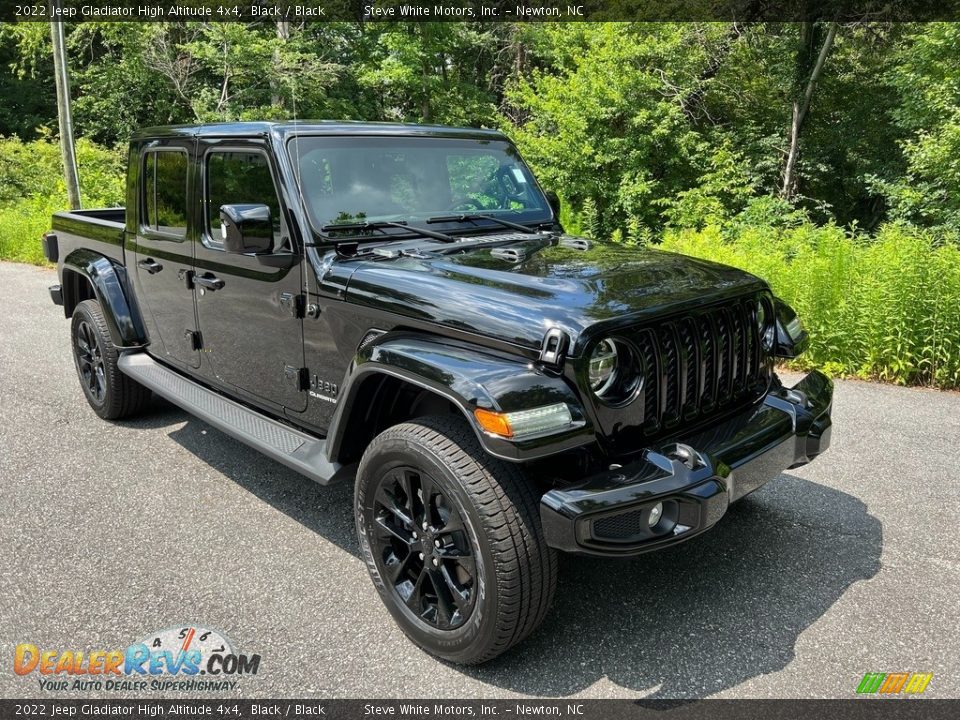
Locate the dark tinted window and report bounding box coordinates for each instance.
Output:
[142,151,188,237]
[206,151,282,245]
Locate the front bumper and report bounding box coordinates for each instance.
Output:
[540,370,833,556]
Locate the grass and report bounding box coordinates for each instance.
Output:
[0,135,123,265]
[0,196,62,265]
[660,223,960,389]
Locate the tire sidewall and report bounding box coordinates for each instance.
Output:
[356,433,501,662]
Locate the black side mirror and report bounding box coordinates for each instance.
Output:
[219,204,273,254]
[544,190,561,218]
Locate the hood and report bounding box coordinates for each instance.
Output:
[341,237,768,354]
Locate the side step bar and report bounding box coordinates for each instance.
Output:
[118,353,351,485]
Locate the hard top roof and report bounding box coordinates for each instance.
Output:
[131,120,509,142]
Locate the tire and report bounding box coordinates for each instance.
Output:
[70,299,151,420]
[355,415,557,664]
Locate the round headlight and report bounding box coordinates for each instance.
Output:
[589,338,619,395]
[758,299,776,350]
[587,338,642,405]
[756,300,766,331]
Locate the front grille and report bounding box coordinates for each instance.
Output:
[627,295,769,436]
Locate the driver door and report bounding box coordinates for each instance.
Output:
[193,139,307,413]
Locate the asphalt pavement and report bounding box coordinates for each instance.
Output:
[1,260,958,699]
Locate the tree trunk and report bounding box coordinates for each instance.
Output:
[781,22,838,200]
[49,9,81,210]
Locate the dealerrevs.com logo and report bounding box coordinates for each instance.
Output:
[13,625,261,692]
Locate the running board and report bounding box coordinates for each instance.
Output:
[118,353,351,485]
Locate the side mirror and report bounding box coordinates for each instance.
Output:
[220,204,273,254]
[544,190,561,218]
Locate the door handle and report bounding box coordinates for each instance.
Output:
[137,258,163,274]
[193,273,225,291]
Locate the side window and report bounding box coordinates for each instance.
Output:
[141,151,188,237]
[206,151,283,247]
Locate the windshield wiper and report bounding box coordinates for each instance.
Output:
[425,213,542,235]
[321,220,457,244]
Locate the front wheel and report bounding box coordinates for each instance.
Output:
[355,415,557,664]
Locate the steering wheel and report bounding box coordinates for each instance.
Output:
[449,196,486,211]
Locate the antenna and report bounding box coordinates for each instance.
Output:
[286,44,313,304]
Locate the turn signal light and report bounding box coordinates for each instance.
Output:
[474,408,514,438]
[474,403,573,439]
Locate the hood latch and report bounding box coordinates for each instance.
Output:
[540,327,569,367]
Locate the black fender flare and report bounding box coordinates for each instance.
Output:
[325,334,594,464]
[61,249,146,349]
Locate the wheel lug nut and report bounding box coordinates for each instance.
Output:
[418,552,424,560]
[432,558,439,567]
[412,532,418,539]
[434,540,441,547]
[422,522,428,530]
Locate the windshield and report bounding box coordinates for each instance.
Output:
[286,135,551,235]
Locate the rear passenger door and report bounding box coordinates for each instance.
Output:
[193,140,307,413]
[131,143,199,369]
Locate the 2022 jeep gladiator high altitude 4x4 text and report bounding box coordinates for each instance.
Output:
[44,122,832,663]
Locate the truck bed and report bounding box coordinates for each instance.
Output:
[49,207,126,266]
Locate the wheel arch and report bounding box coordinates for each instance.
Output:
[325,334,594,466]
[61,249,146,349]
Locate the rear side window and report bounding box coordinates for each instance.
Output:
[142,150,188,237]
[206,150,282,246]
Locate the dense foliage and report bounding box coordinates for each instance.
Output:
[0,21,958,386]
[0,135,123,264]
[662,224,960,388]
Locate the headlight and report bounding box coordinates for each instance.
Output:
[758,298,776,350]
[587,338,642,405]
[589,338,619,395]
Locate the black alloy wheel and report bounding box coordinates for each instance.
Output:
[355,415,557,664]
[74,318,106,404]
[370,465,479,630]
[70,299,151,420]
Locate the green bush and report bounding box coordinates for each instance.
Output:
[660,223,960,389]
[0,135,124,265]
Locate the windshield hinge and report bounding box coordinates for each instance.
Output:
[540,327,568,367]
[285,365,310,391]
[280,292,306,319]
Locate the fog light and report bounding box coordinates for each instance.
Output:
[648,502,663,527]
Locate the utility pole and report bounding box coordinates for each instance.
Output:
[50,8,81,210]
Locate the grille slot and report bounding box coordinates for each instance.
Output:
[629,296,769,434]
[637,330,659,433]
[593,509,646,541]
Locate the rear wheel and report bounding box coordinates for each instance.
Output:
[71,299,151,420]
[355,415,557,664]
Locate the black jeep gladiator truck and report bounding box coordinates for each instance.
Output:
[43,121,832,664]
